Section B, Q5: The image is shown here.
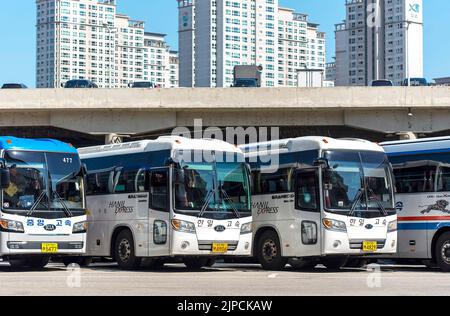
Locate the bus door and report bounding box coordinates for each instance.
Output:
[294,168,322,256]
[147,167,170,257]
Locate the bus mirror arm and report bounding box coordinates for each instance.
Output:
[165,157,176,167]
[313,158,330,169]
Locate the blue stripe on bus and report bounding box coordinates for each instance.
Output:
[386,148,450,157]
[398,222,450,231]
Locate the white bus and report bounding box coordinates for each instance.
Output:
[0,137,87,268]
[240,137,398,270]
[382,136,450,271]
[79,136,252,270]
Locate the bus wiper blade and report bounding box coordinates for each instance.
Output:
[52,191,73,218]
[348,188,364,217]
[198,189,214,219]
[219,185,241,219]
[27,191,47,217]
[367,189,388,216]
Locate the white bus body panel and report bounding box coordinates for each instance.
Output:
[0,213,86,255]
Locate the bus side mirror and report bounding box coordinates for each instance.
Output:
[82,163,88,176]
[165,157,176,167]
[0,168,11,190]
[313,158,329,169]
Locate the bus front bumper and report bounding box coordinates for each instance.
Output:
[323,231,397,255]
[0,232,86,256]
[170,231,253,257]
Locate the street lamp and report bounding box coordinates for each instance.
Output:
[103,23,117,88]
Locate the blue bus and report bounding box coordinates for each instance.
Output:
[0,137,87,268]
[382,136,450,271]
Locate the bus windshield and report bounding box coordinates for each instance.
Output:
[174,161,251,219]
[323,150,395,217]
[2,151,85,218]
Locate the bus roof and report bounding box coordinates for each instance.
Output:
[0,137,77,154]
[240,136,384,158]
[78,136,242,159]
[381,136,450,156]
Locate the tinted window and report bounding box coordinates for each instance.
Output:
[150,170,168,211]
[114,168,146,193]
[296,170,319,212]
[252,167,294,194]
[393,166,437,193]
[87,170,113,195]
[438,167,450,192]
[132,82,154,88]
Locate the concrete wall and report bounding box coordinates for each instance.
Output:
[0,87,449,136]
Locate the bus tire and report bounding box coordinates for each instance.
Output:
[289,258,317,270]
[435,232,450,272]
[114,230,141,270]
[24,256,50,269]
[322,256,348,270]
[183,257,209,270]
[257,230,287,271]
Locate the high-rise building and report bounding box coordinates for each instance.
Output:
[334,0,423,86]
[36,0,178,88]
[177,0,325,88]
[143,32,179,88]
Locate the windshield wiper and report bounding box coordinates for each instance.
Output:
[197,189,215,219]
[367,188,388,216]
[219,183,241,219]
[52,190,73,218]
[348,188,364,217]
[27,191,47,217]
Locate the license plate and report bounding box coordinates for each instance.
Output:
[362,241,377,252]
[212,243,228,253]
[41,243,58,254]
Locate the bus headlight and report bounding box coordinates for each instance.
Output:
[171,219,196,234]
[240,222,252,235]
[322,218,347,232]
[387,220,397,233]
[73,221,88,234]
[0,219,24,233]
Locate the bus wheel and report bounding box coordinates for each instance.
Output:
[24,256,50,269]
[257,230,287,271]
[289,258,317,270]
[435,232,450,272]
[115,230,142,270]
[322,256,348,270]
[183,257,209,270]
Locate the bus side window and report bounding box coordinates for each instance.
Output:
[295,170,319,212]
[87,170,113,195]
[438,167,450,192]
[149,170,169,212]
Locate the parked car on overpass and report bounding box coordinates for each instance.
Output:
[1,83,27,89]
[63,79,98,88]
[370,79,394,87]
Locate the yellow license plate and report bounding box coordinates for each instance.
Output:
[41,243,58,253]
[362,241,377,252]
[212,243,228,253]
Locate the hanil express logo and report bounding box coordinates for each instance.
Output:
[109,201,134,214]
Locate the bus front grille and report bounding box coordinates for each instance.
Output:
[198,241,239,251]
[349,240,386,250]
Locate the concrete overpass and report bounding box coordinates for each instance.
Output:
[0,87,450,146]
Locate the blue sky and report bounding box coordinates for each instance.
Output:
[0,0,448,87]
